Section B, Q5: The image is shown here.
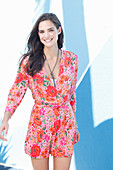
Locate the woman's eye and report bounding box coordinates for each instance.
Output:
[39,29,54,34]
[39,31,44,33]
[49,29,54,32]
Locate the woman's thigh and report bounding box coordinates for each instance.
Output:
[53,156,72,170]
[31,157,49,170]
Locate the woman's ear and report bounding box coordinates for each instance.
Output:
[58,26,62,35]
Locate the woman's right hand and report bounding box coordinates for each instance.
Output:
[0,120,9,141]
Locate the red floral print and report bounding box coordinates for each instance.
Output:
[15,72,27,84]
[31,145,41,157]
[56,146,65,157]
[46,86,57,97]
[64,57,71,68]
[37,130,44,142]
[68,124,73,129]
[63,95,68,102]
[53,106,60,116]
[33,75,44,85]
[59,79,64,84]
[36,86,44,98]
[59,66,63,75]
[33,115,42,127]
[62,115,67,127]
[51,149,56,156]
[54,120,61,132]
[16,92,21,97]
[5,50,79,159]
[73,131,77,144]
[64,75,69,81]
[70,98,76,107]
[41,151,47,159]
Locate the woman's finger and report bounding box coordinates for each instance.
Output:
[0,131,7,141]
[77,131,80,141]
[0,124,8,141]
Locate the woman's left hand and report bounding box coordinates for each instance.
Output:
[75,129,80,143]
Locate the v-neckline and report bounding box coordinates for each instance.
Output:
[42,49,63,87]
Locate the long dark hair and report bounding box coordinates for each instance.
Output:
[20,13,64,76]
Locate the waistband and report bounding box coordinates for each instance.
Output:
[35,100,70,106]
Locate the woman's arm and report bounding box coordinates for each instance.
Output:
[0,57,29,141]
[70,54,78,116]
[69,54,80,143]
[5,57,29,117]
[3,111,12,121]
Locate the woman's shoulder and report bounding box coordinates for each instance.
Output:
[21,55,29,66]
[62,49,78,61]
[19,55,29,72]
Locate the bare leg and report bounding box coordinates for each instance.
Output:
[53,156,72,170]
[31,157,49,170]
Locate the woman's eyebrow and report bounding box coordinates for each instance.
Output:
[39,27,55,31]
[48,27,54,30]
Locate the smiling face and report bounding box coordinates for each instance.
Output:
[38,20,61,48]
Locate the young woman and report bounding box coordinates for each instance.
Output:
[0,13,80,170]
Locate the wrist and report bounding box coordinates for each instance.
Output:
[3,111,12,122]
[2,118,8,123]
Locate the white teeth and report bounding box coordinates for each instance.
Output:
[45,39,52,42]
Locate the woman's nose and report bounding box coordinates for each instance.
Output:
[44,31,49,38]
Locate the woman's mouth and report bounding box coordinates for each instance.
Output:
[44,38,53,42]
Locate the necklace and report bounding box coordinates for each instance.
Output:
[43,50,59,88]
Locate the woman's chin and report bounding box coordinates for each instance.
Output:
[43,43,55,48]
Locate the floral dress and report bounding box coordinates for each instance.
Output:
[5,49,78,159]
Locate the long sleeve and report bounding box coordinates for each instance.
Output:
[70,54,78,115]
[5,57,29,117]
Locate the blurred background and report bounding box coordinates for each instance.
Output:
[0,0,113,169]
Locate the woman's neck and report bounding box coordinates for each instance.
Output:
[43,46,59,60]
